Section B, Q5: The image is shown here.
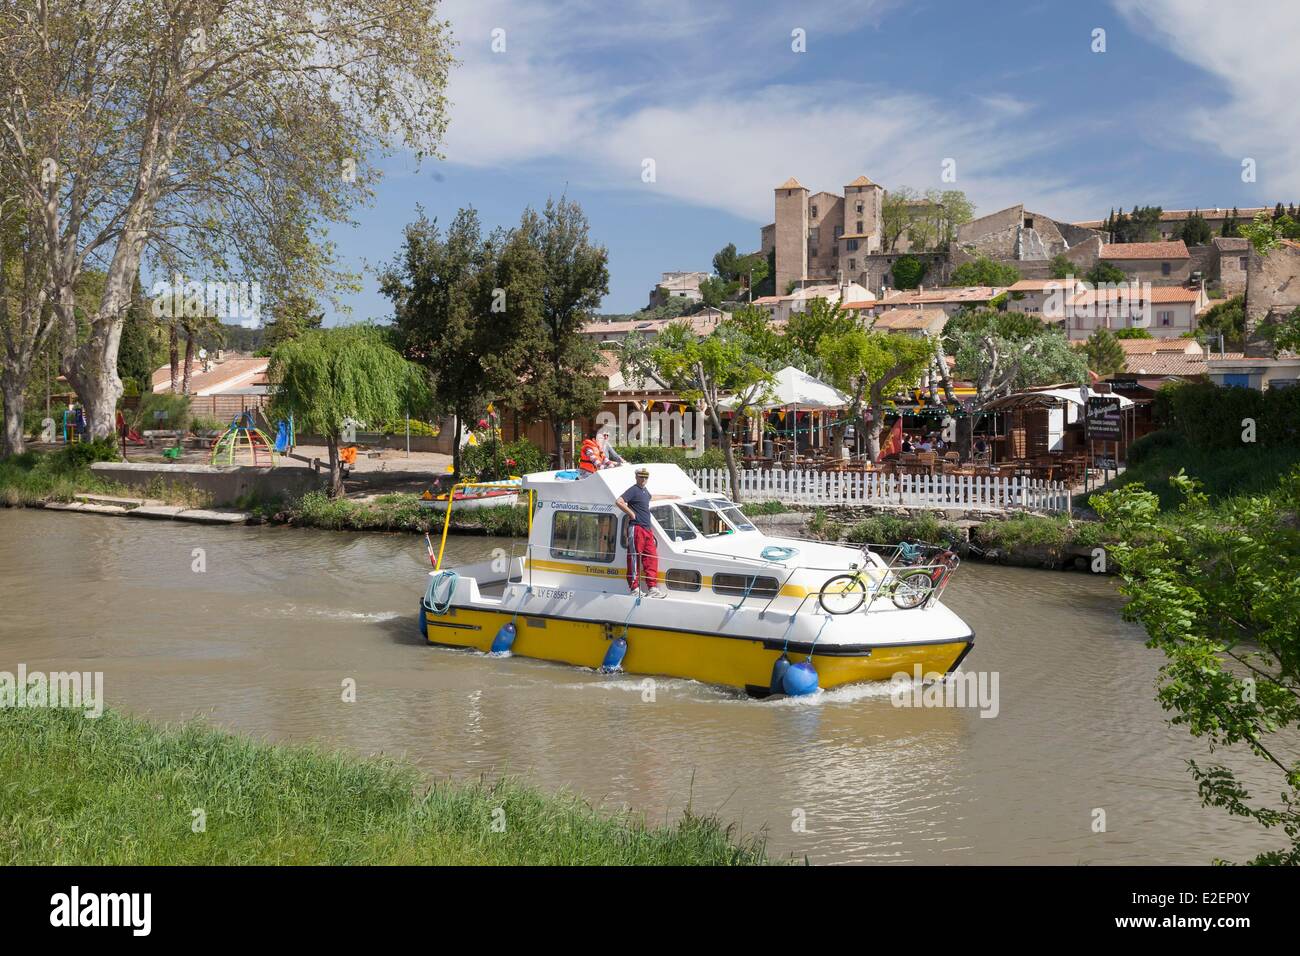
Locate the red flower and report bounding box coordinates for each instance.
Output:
[506,458,516,466]
[477,418,488,428]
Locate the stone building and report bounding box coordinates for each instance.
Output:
[1243,239,1300,365]
[1074,207,1284,240]
[1099,241,1192,285]
[1212,237,1251,296]
[953,204,1096,261]
[762,175,884,295]
[648,271,711,307]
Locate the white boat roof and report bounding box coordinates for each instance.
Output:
[522,463,709,504]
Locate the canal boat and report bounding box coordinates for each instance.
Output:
[418,464,974,696]
[419,479,521,512]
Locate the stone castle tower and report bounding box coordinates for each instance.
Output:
[765,175,884,295]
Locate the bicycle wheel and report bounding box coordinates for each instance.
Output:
[890,570,935,609]
[819,574,868,615]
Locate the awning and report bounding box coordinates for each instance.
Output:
[723,365,850,411]
[981,386,1135,412]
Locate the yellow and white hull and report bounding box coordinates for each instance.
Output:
[420,598,973,696]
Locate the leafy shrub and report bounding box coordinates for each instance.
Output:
[379,418,440,438]
[615,445,728,470]
[131,392,191,432]
[1154,379,1300,449]
[190,416,225,434]
[845,512,961,546]
[974,514,1072,553]
[52,438,120,470]
[461,437,549,481]
[1124,428,1183,466]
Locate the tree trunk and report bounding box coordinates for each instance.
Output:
[451,411,462,478]
[1,376,26,456]
[326,436,344,498]
[552,419,566,469]
[866,402,886,461]
[61,321,125,442]
[169,322,179,393]
[181,330,194,394]
[721,427,741,502]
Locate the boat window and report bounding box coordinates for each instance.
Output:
[550,511,617,563]
[714,500,755,532]
[652,505,697,542]
[677,498,755,535]
[665,568,701,592]
[677,500,734,537]
[712,573,780,598]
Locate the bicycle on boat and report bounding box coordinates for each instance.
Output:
[817,540,960,614]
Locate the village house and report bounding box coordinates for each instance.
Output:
[1005,277,1086,316]
[865,307,948,337]
[1098,240,1192,285]
[1060,284,1208,341]
[647,271,712,307]
[580,307,727,346]
[752,281,873,324]
[854,285,1006,319]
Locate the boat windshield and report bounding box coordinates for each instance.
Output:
[676,498,755,537]
[651,504,697,542]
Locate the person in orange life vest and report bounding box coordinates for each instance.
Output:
[578,426,606,475]
[616,466,665,598]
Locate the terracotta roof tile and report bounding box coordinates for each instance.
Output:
[1100,241,1189,260]
[1125,353,1208,376]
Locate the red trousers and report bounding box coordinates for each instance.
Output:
[626,525,659,591]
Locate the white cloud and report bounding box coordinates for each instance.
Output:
[438,0,1113,227]
[1112,0,1300,196]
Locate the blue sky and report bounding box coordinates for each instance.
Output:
[327,0,1300,320]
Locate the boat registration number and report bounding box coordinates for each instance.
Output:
[534,587,575,600]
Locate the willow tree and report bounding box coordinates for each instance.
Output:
[267,325,427,497]
[0,1,453,438]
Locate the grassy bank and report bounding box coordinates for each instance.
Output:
[0,442,212,509]
[1082,431,1300,511]
[0,707,768,865]
[285,491,530,536]
[0,442,125,507]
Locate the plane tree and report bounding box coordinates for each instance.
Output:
[0,1,454,437]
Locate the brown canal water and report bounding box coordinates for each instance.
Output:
[0,508,1279,864]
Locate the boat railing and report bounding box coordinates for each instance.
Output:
[503,538,957,616]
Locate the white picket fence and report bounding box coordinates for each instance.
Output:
[687,468,1072,514]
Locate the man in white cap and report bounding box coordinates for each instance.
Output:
[616,466,666,598]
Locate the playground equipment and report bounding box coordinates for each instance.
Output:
[115,410,145,445]
[61,407,87,443]
[210,410,278,466]
[273,417,294,454]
